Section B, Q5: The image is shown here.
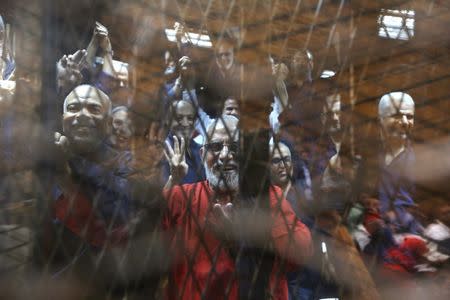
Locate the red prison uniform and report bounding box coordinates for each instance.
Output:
[163,181,312,300]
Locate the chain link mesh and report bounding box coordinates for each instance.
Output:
[0,0,449,299]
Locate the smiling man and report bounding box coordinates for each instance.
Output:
[62,84,111,153]
[162,115,312,300]
[109,106,133,151]
[377,91,422,234]
[222,97,240,119]
[162,99,205,185]
[36,84,168,298]
[378,91,415,165]
[50,85,133,252]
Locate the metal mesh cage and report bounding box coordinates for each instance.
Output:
[0,0,449,299]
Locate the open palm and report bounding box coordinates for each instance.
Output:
[164,135,188,183]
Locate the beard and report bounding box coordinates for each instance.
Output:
[205,162,239,193]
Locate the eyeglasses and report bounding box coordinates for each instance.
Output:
[205,141,239,153]
[271,156,292,165]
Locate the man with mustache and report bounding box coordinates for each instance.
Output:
[377,91,423,234]
[163,115,312,300]
[162,99,205,185]
[45,85,133,269]
[40,84,168,298]
[40,85,144,286]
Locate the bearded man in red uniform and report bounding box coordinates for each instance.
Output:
[162,115,312,300]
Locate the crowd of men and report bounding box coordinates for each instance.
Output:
[28,21,450,300]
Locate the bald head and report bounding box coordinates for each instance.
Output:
[378,92,414,118]
[62,85,112,153]
[378,92,415,143]
[169,99,196,141]
[64,85,111,115]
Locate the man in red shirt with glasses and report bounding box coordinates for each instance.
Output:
[162,115,312,300]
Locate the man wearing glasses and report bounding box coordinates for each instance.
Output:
[269,140,312,222]
[162,115,312,300]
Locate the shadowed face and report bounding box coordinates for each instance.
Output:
[322,94,342,135]
[270,143,293,188]
[216,42,234,71]
[292,51,312,82]
[63,86,110,153]
[110,109,133,150]
[203,119,239,193]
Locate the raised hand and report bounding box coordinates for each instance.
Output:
[178,56,195,89]
[56,49,86,91]
[273,62,289,109]
[146,122,166,167]
[86,21,113,67]
[174,22,186,43]
[54,131,71,157]
[91,21,112,53]
[273,62,289,82]
[212,203,234,224]
[206,202,235,243]
[164,135,188,185]
[54,132,74,193]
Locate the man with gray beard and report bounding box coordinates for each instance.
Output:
[162,115,312,300]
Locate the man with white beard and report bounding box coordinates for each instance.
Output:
[162,115,312,300]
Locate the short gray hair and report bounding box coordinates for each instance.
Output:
[205,115,239,145]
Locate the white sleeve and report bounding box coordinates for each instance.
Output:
[182,89,213,137]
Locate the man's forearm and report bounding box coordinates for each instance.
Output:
[164,175,175,190]
[274,226,313,265]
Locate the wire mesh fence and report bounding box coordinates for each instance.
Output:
[0,0,449,299]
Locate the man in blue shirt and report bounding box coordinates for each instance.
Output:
[56,22,132,106]
[162,99,205,184]
[51,85,132,247]
[377,91,423,234]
